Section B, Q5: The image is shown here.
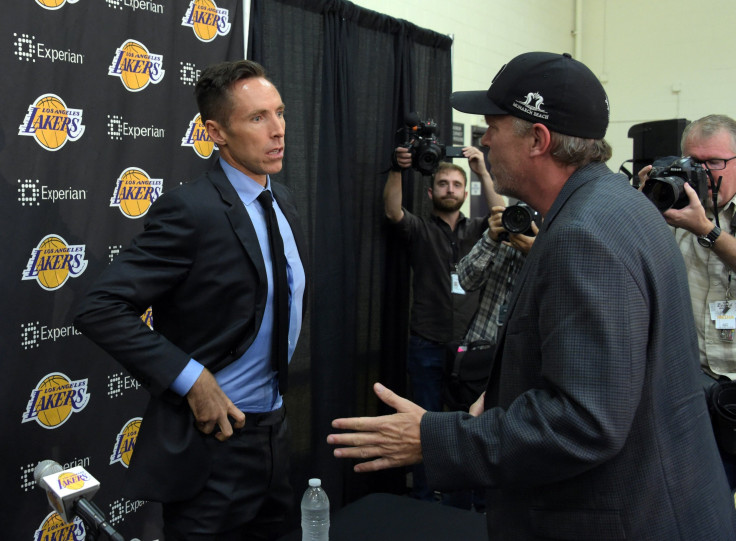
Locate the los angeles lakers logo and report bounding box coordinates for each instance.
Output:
[22,234,87,291]
[110,167,163,219]
[34,512,85,541]
[108,39,165,92]
[182,0,231,42]
[56,471,91,491]
[181,113,216,159]
[22,372,91,429]
[141,307,154,329]
[35,0,80,10]
[110,417,142,468]
[18,94,85,151]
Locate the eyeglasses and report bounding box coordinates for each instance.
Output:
[690,156,736,171]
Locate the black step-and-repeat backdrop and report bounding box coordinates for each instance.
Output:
[2,1,244,539]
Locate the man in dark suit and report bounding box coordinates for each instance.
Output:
[328,52,736,539]
[74,60,307,540]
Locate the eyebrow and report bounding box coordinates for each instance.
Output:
[248,104,285,117]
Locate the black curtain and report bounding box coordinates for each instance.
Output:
[249,0,452,527]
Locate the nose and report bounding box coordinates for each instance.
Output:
[480,128,491,148]
[270,114,285,138]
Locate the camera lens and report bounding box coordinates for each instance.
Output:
[642,176,687,212]
[414,141,443,175]
[502,205,534,234]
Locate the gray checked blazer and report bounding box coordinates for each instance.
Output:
[421,162,736,540]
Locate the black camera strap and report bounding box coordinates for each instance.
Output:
[708,171,724,229]
[707,171,736,300]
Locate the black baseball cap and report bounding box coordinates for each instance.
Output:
[451,52,609,139]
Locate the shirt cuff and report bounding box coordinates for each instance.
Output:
[170,359,205,396]
[483,229,499,246]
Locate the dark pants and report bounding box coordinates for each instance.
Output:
[162,408,292,541]
[407,335,484,510]
[407,335,446,502]
[701,371,736,491]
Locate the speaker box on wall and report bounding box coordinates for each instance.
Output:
[628,118,689,183]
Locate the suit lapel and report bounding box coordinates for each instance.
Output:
[484,228,540,404]
[207,163,268,284]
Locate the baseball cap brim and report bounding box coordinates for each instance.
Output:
[450,90,507,115]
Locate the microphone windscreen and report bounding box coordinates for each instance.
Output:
[404,112,421,127]
[34,460,63,488]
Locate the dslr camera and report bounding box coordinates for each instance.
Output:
[401,114,464,176]
[499,202,539,241]
[641,156,709,212]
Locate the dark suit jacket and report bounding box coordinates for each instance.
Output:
[74,161,307,502]
[421,162,736,540]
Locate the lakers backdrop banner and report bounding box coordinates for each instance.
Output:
[0,2,244,539]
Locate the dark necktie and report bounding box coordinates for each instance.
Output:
[256,190,289,394]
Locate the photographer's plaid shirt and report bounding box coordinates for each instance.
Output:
[456,229,526,344]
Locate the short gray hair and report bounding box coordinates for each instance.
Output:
[512,118,612,167]
[681,114,736,153]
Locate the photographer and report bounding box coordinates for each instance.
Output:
[639,114,736,488]
[457,204,537,345]
[384,144,502,504]
[441,203,536,512]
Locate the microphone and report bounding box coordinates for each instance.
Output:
[404,111,422,128]
[34,460,125,541]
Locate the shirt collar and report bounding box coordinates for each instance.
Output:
[219,157,271,205]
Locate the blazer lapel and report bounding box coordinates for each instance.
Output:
[207,163,268,285]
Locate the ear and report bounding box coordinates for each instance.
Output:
[427,186,433,200]
[529,123,552,157]
[205,119,227,147]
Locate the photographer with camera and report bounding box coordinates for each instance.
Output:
[441,203,537,512]
[639,114,736,488]
[384,143,503,505]
[457,203,537,347]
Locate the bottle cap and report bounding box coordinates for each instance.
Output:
[308,478,321,487]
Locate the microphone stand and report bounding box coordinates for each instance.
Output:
[75,498,125,541]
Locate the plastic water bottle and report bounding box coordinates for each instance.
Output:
[301,478,329,541]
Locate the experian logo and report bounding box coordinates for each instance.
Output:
[21,321,82,350]
[107,114,165,141]
[13,33,85,64]
[106,0,164,14]
[18,179,87,206]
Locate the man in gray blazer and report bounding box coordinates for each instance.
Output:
[328,52,736,539]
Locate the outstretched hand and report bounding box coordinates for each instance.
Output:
[327,383,426,473]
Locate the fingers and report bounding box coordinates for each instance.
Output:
[214,415,234,442]
[331,415,382,432]
[195,419,215,434]
[469,392,485,417]
[373,382,418,414]
[187,368,244,441]
[214,405,247,441]
[229,406,246,429]
[353,457,399,473]
[637,165,652,190]
[327,428,385,447]
[331,443,383,460]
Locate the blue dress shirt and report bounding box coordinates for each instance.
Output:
[170,159,305,412]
